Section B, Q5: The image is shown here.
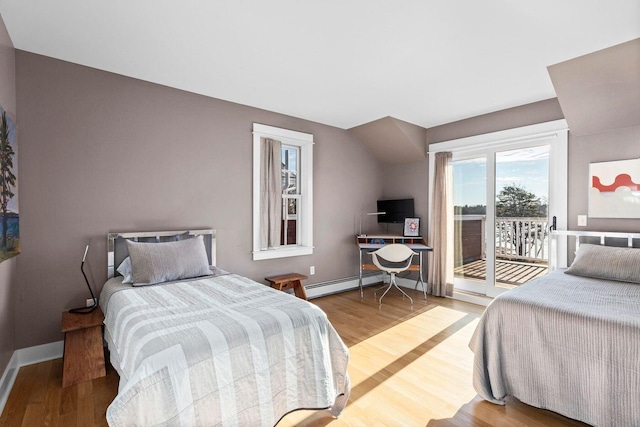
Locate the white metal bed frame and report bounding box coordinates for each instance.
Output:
[550,229,640,270]
[107,229,216,279]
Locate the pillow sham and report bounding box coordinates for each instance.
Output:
[126,235,212,286]
[564,243,640,284]
[116,256,133,284]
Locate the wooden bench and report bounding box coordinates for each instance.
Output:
[265,273,308,300]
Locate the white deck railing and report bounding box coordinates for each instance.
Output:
[455,216,549,264]
[496,217,549,263]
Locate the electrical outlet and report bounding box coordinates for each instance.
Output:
[310,266,315,275]
[577,215,587,227]
[86,298,95,307]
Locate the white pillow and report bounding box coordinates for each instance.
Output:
[126,235,212,286]
[116,256,133,284]
[565,243,640,284]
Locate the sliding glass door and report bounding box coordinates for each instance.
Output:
[432,121,568,299]
[453,155,487,294]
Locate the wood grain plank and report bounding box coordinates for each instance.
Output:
[41,367,61,427]
[76,381,94,427]
[57,381,77,426]
[0,363,39,426]
[20,403,44,427]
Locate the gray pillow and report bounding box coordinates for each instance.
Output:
[126,235,212,286]
[565,243,640,284]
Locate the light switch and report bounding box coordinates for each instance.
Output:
[577,215,587,227]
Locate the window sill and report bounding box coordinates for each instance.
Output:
[252,245,313,261]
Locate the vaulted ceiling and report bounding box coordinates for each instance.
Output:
[0,1,639,131]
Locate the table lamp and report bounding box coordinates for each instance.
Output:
[359,211,386,236]
[70,245,99,314]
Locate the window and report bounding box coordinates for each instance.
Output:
[252,123,313,260]
[281,145,300,246]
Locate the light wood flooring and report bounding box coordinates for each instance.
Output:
[1,286,587,426]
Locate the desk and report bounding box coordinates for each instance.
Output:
[356,235,432,299]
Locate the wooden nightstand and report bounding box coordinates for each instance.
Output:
[61,306,106,388]
[265,273,308,300]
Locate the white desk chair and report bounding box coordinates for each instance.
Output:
[370,244,418,306]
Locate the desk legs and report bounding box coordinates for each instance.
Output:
[358,249,364,299]
[414,252,427,300]
[359,246,429,301]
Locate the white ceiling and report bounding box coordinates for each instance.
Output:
[1,0,639,130]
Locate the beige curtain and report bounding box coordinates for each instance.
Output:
[428,151,454,297]
[260,137,282,249]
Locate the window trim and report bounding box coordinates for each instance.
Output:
[252,123,313,260]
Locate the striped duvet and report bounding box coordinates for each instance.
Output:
[470,269,640,426]
[100,273,350,426]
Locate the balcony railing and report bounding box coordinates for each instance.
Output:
[455,216,549,264]
[496,217,549,263]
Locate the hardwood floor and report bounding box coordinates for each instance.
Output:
[0,358,118,426]
[1,286,587,426]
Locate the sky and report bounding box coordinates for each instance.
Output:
[282,146,297,170]
[453,145,549,207]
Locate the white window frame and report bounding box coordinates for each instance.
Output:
[281,144,301,246]
[252,123,314,260]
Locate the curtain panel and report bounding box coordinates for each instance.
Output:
[428,151,454,297]
[260,137,282,249]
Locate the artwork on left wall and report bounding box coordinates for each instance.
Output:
[0,104,18,262]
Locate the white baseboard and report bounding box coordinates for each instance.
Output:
[0,340,63,416]
[306,274,383,299]
[305,274,431,300]
[0,351,18,416]
[396,276,428,292]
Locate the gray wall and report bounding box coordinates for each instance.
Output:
[427,98,564,144]
[15,51,383,349]
[0,15,16,377]
[549,38,640,231]
[568,125,640,231]
[381,160,429,237]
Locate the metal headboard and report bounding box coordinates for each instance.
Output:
[550,230,640,270]
[107,229,216,278]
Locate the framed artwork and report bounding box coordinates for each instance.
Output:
[589,158,640,218]
[0,106,18,263]
[404,217,420,237]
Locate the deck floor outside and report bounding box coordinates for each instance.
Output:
[455,258,548,289]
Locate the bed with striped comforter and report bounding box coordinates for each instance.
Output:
[469,269,640,426]
[100,273,350,426]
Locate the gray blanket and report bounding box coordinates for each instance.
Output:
[470,269,640,426]
[100,274,350,426]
